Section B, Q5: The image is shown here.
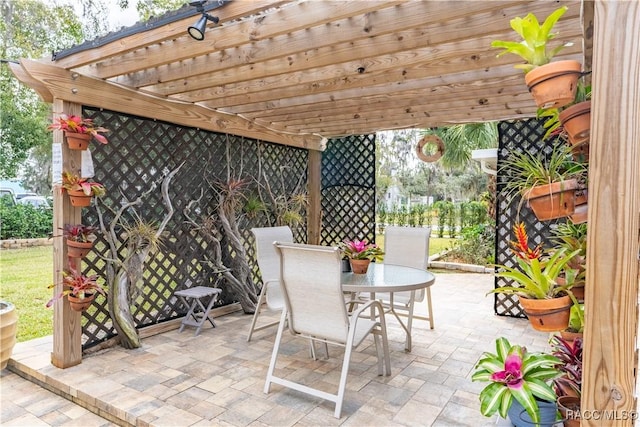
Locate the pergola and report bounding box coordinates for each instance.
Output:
[9,1,639,425]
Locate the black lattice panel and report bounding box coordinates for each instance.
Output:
[494,119,568,317]
[78,108,308,349]
[321,135,376,246]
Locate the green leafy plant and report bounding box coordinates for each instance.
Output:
[540,83,592,140]
[61,170,106,197]
[472,337,561,423]
[338,238,384,261]
[46,264,107,307]
[490,223,579,299]
[491,6,569,73]
[48,114,109,144]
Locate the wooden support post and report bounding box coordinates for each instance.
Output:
[50,100,84,368]
[582,2,640,425]
[307,149,322,245]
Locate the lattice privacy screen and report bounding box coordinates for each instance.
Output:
[77,108,375,349]
[494,119,568,317]
[320,134,377,246]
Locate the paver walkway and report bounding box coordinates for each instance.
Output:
[1,272,550,426]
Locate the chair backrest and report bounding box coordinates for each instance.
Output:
[274,242,349,343]
[251,226,293,284]
[383,226,431,270]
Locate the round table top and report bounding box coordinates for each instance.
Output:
[341,263,435,293]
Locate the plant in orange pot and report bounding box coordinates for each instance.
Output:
[338,238,384,274]
[491,6,582,110]
[48,114,109,150]
[62,224,98,259]
[62,170,106,207]
[46,264,106,312]
[490,223,580,332]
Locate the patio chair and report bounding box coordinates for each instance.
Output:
[378,226,434,351]
[246,226,293,342]
[264,242,390,418]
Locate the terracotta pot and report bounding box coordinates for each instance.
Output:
[525,60,582,109]
[518,295,572,332]
[560,330,583,347]
[524,179,578,221]
[64,132,91,150]
[569,204,588,224]
[560,100,591,146]
[66,239,94,258]
[68,294,95,312]
[349,259,371,274]
[571,142,589,163]
[570,284,585,301]
[0,301,17,370]
[557,396,581,427]
[67,189,92,207]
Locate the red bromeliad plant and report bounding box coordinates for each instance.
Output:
[48,114,109,144]
[472,337,561,424]
[46,264,107,307]
[62,224,98,243]
[338,238,384,261]
[490,223,579,299]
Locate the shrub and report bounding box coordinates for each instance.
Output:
[445,223,496,265]
[0,202,53,239]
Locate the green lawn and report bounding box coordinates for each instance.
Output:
[0,245,54,342]
[0,236,454,342]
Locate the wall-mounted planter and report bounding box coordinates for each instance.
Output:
[68,294,95,312]
[560,100,591,146]
[524,179,578,221]
[67,190,92,207]
[519,294,572,332]
[66,239,94,258]
[64,132,91,150]
[525,60,582,109]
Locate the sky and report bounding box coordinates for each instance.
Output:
[104,0,140,29]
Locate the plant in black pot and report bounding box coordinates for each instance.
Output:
[472,337,561,426]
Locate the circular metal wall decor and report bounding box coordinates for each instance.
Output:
[415,135,445,162]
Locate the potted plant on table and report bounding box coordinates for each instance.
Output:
[46,264,107,312]
[472,337,561,427]
[48,114,109,150]
[62,170,106,207]
[490,223,580,332]
[338,238,384,274]
[491,5,582,110]
[500,143,587,221]
[62,224,98,259]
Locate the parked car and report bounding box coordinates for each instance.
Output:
[0,188,16,205]
[15,192,38,201]
[17,196,50,209]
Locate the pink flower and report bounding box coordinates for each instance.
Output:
[490,353,524,389]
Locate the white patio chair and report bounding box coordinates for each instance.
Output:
[378,226,434,352]
[246,226,293,342]
[264,242,390,419]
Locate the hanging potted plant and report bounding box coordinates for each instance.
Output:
[338,238,384,274]
[48,114,109,150]
[46,264,107,312]
[62,224,98,258]
[472,337,561,427]
[491,6,582,109]
[500,143,586,221]
[550,335,582,427]
[62,170,106,207]
[490,223,580,332]
[550,221,587,300]
[540,83,592,148]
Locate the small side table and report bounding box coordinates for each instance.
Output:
[174,286,222,336]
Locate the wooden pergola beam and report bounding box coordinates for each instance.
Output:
[15,59,326,151]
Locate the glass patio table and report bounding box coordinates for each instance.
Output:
[341,262,435,352]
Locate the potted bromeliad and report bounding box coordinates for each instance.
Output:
[472,337,561,426]
[550,334,582,427]
[46,264,107,312]
[62,170,106,207]
[490,222,580,332]
[338,238,384,273]
[48,114,109,150]
[62,224,98,259]
[491,5,582,110]
[500,143,587,221]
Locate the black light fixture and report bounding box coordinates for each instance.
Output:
[188,1,219,41]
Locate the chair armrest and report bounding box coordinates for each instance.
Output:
[350,299,384,319]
